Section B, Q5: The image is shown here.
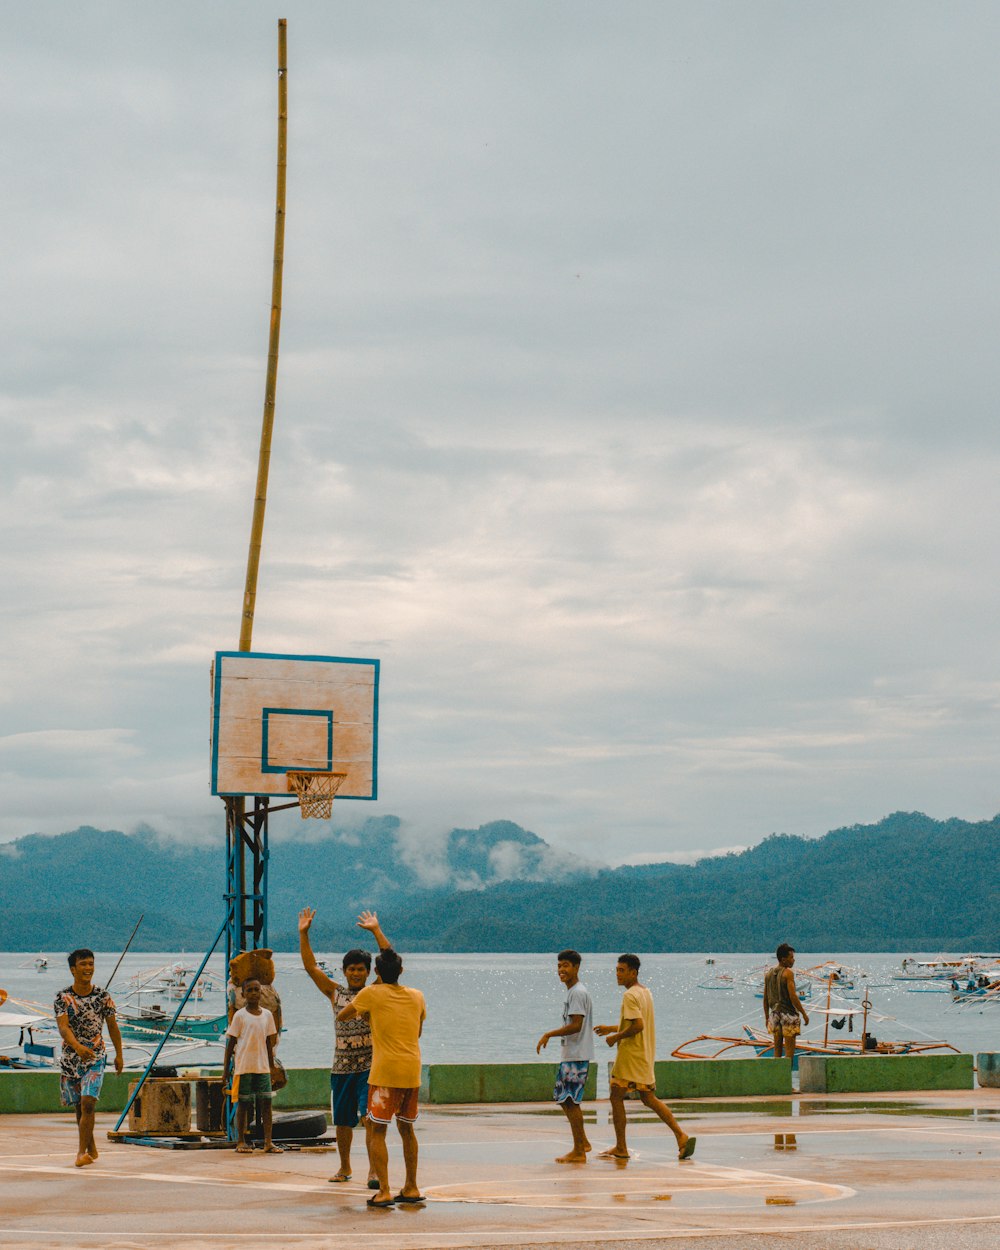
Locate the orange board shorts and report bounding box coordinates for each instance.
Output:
[367,1084,419,1124]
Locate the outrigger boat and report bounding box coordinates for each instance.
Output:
[673,977,958,1066]
[894,955,1000,982]
[952,978,1000,1005]
[116,994,227,1043]
[0,1007,58,1070]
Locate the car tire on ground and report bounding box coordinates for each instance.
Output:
[249,1110,329,1141]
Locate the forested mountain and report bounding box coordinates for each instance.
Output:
[0,811,996,952]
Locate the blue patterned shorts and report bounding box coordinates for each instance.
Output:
[553,1060,589,1104]
[60,1055,107,1107]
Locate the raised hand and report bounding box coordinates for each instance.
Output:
[298,907,316,933]
[356,910,379,932]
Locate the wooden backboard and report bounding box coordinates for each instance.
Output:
[210,651,379,799]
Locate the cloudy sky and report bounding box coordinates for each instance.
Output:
[3,2,1000,864]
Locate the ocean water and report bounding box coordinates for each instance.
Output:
[2,951,996,1069]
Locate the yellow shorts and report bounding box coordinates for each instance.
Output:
[768,1011,801,1039]
[610,1076,655,1093]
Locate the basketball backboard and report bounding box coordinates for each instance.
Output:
[210,650,379,799]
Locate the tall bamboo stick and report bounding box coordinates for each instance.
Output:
[240,18,288,652]
[230,21,288,944]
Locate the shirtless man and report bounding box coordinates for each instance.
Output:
[536,949,594,1163]
[762,943,810,1061]
[54,948,124,1167]
[594,953,695,1162]
[299,907,390,1185]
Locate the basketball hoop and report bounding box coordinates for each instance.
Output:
[285,771,347,819]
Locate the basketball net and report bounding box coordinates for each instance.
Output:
[285,771,347,819]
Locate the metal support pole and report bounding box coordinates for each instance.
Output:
[113,913,231,1133]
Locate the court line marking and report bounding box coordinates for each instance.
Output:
[2,1215,1000,1244]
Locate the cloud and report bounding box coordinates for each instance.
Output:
[4,3,1000,863]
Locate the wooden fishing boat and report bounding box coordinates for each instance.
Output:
[672,978,958,1066]
[116,1000,228,1043]
[0,1007,58,1070]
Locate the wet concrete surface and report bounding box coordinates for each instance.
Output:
[1,1088,998,1249]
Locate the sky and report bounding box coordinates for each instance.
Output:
[3,1,1000,866]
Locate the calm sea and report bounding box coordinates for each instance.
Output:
[3,951,995,1071]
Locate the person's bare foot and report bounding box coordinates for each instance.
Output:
[556,1150,588,1163]
[74,1153,93,1168]
[598,1148,630,1160]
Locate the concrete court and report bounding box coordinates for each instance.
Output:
[1,1089,999,1250]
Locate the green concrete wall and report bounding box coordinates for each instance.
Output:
[274,1067,331,1110]
[0,1070,136,1114]
[977,1053,1000,1088]
[649,1058,792,1098]
[419,1063,597,1104]
[800,1053,975,1094]
[0,1069,331,1116]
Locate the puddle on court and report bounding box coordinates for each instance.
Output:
[799,1101,1000,1121]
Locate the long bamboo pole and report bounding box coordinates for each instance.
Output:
[230,20,288,948]
[240,18,288,652]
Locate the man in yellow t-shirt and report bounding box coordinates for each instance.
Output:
[594,954,696,1161]
[338,946,426,1207]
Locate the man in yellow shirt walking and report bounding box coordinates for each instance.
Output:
[595,953,696,1162]
[338,946,426,1207]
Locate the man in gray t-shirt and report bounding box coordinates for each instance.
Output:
[536,949,594,1163]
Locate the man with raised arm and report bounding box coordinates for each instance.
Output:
[594,953,695,1162]
[298,907,390,1186]
[54,948,125,1168]
[536,948,594,1163]
[338,947,426,1208]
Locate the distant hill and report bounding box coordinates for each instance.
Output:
[0,817,594,951]
[1,811,996,953]
[393,811,1000,952]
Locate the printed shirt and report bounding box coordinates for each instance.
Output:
[54,986,116,1079]
[611,984,656,1085]
[561,981,595,1062]
[331,983,372,1074]
[226,1006,277,1076]
[351,983,426,1089]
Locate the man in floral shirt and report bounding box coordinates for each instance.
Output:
[54,948,124,1167]
[298,907,391,1185]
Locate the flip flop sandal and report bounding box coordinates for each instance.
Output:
[328,1173,352,1183]
[393,1193,426,1204]
[367,1178,380,1190]
[235,1144,254,1154]
[366,1196,395,1208]
[678,1136,697,1160]
[263,1144,284,1154]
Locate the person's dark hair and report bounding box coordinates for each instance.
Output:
[776,943,795,962]
[618,953,641,972]
[342,948,372,973]
[68,948,94,969]
[375,947,403,985]
[557,949,582,966]
[241,976,262,990]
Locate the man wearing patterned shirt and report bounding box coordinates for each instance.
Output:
[298,907,391,1185]
[54,948,124,1168]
